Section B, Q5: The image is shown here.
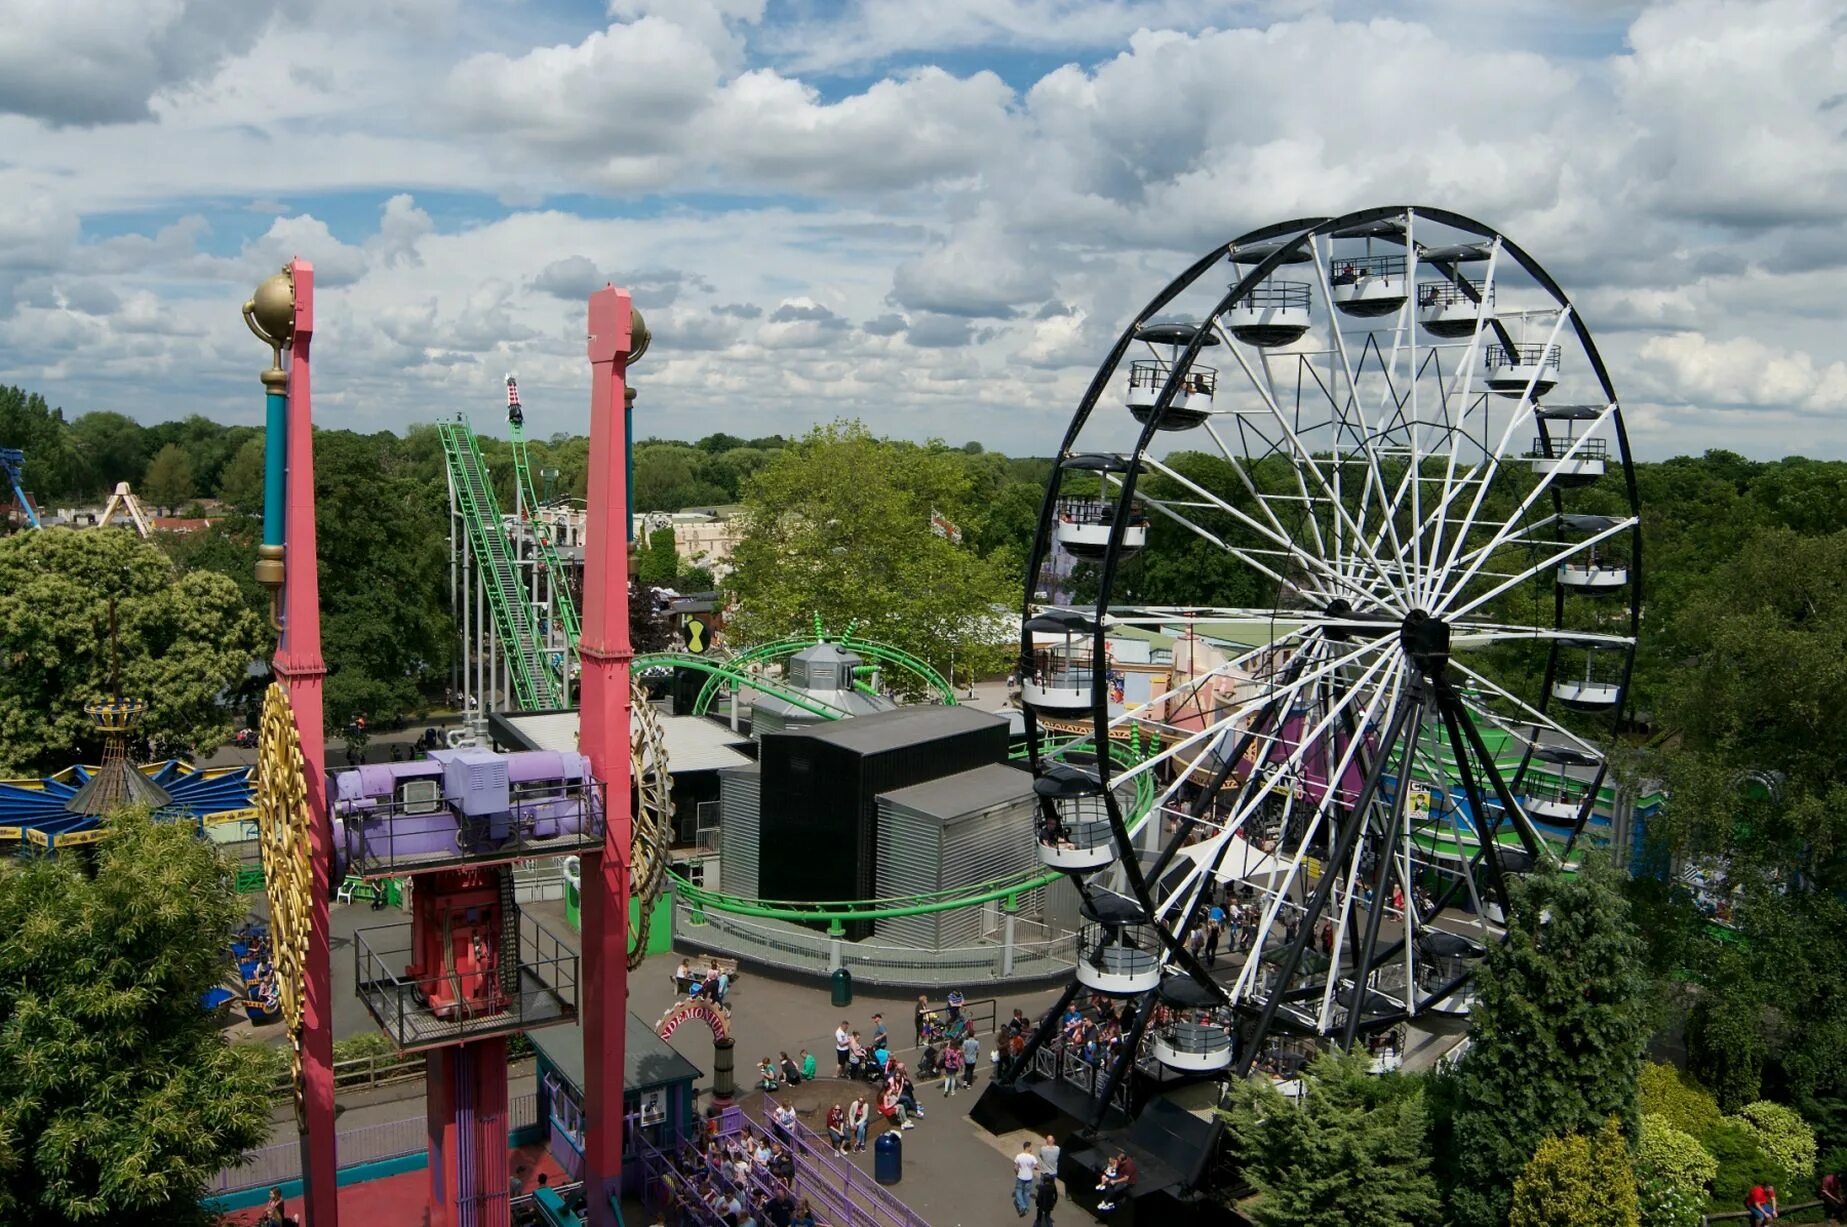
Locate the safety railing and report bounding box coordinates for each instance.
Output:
[339,777,604,877]
[1232,280,1312,309]
[1487,343,1562,369]
[673,899,1080,987]
[1053,497,1148,529]
[355,917,577,1051]
[210,1093,536,1194]
[1529,435,1608,461]
[1128,359,1217,395]
[754,1100,931,1227]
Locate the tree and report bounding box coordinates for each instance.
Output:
[1639,1064,1722,1140]
[1221,1051,1439,1227]
[0,528,261,773]
[1635,1115,1717,1227]
[68,410,150,494]
[1736,1101,1817,1179]
[636,525,680,587]
[630,581,675,654]
[309,429,453,730]
[0,385,87,502]
[0,809,272,1222]
[1438,855,1653,1227]
[142,442,195,508]
[726,422,1020,688]
[1508,1119,1641,1227]
[215,435,267,514]
[1649,528,1847,1145]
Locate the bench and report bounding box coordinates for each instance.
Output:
[677,957,743,997]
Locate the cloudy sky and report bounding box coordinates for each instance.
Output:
[1,0,1843,458]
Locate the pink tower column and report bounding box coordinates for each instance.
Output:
[276,258,340,1226]
[577,286,637,1226]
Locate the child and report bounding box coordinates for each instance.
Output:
[940,1043,963,1096]
[757,1057,780,1093]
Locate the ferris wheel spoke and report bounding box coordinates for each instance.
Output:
[1306,243,1419,599]
[1438,509,1632,622]
[1151,630,1403,829]
[1408,246,1524,605]
[1130,630,1398,804]
[1200,418,1339,580]
[1119,458,1344,598]
[1238,665,1415,1059]
[1424,308,1584,602]
[1206,651,1409,983]
[1436,510,1636,613]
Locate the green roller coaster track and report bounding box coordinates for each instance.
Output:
[438,419,562,709]
[507,413,582,692]
[446,412,1157,926]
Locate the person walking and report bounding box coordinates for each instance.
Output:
[962,1029,981,1088]
[1012,1140,1041,1217]
[1204,919,1221,967]
[1032,1173,1059,1227]
[835,1021,851,1078]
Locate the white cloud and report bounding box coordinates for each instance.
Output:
[0,0,280,125]
[0,0,1844,461]
[1638,332,1847,415]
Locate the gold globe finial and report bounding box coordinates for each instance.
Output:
[629,307,651,364]
[243,267,296,383]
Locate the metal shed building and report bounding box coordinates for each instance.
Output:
[874,762,1039,949]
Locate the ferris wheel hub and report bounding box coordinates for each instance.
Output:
[1399,609,1451,679]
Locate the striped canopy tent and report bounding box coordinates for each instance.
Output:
[0,761,256,851]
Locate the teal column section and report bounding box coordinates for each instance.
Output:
[263,389,287,547]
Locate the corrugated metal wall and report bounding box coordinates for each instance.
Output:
[718,765,761,900]
[874,799,944,948]
[940,796,1038,946]
[874,793,1039,949]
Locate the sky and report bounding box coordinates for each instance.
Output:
[0,0,1844,459]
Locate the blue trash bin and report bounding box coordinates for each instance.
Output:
[874,1129,902,1185]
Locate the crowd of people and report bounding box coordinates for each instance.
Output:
[656,1123,820,1227]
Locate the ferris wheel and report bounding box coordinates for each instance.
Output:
[1012,206,1641,1111]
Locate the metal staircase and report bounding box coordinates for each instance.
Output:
[437,418,562,710]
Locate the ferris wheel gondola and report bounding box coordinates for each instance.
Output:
[1005,207,1642,1121]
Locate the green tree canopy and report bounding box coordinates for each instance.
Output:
[0,528,260,772]
[142,443,196,508]
[1635,1115,1717,1227]
[1438,855,1653,1227]
[1508,1119,1641,1227]
[68,411,150,494]
[214,435,267,513]
[0,810,271,1222]
[0,385,87,503]
[725,421,1020,687]
[1221,1050,1439,1227]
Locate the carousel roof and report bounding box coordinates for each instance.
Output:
[0,760,255,851]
